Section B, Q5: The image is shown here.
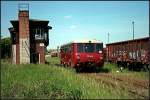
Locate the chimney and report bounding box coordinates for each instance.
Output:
[18,4,30,64]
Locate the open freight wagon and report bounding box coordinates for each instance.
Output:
[106,37,149,71]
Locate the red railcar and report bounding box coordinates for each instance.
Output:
[106,37,150,71]
[60,40,104,70]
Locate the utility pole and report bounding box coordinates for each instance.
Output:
[57,46,59,57]
[132,21,135,59]
[132,21,134,40]
[148,0,150,71]
[108,33,110,43]
[107,33,110,63]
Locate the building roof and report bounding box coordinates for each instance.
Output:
[29,19,49,22]
[10,19,51,28]
[9,18,52,35]
[106,37,149,46]
[10,19,49,22]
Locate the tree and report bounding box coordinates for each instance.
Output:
[0,37,11,59]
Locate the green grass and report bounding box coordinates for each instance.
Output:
[103,63,149,80]
[1,57,149,99]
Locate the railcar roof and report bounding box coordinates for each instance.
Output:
[60,39,103,47]
[106,37,149,46]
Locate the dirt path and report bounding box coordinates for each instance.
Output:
[78,72,149,99]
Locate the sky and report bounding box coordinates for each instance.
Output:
[1,1,149,49]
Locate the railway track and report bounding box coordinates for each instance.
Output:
[97,73,149,89]
[78,73,149,99]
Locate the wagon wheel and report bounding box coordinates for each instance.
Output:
[70,60,75,68]
[93,65,99,72]
[76,67,82,73]
[142,64,149,71]
[147,64,150,71]
[63,62,66,67]
[66,63,69,67]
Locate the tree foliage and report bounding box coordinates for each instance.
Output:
[0,37,11,58]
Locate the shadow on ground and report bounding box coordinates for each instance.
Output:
[76,66,110,73]
[45,61,62,67]
[45,61,50,65]
[46,61,110,73]
[55,64,63,67]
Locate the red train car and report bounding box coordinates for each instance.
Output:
[106,37,150,71]
[60,40,104,70]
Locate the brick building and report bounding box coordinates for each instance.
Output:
[9,4,52,64]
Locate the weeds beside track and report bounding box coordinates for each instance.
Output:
[1,57,149,99]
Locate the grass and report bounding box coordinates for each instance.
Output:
[1,57,149,99]
[103,62,149,80]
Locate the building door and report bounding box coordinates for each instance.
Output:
[31,52,39,63]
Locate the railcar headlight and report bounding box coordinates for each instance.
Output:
[77,55,80,59]
[75,53,78,56]
[99,50,102,53]
[100,57,103,59]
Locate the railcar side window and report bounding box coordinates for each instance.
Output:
[84,43,94,52]
[96,43,103,52]
[77,44,84,52]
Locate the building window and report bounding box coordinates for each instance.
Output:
[35,27,44,40]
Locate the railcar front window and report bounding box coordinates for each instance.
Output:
[96,43,103,52]
[84,43,94,52]
[77,44,84,52]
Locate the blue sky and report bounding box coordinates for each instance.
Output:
[1,1,149,49]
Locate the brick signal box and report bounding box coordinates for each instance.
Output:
[9,4,52,64]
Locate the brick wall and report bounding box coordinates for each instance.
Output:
[36,42,45,64]
[18,11,30,64]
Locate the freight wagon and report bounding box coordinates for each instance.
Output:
[106,37,149,71]
[60,40,104,71]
